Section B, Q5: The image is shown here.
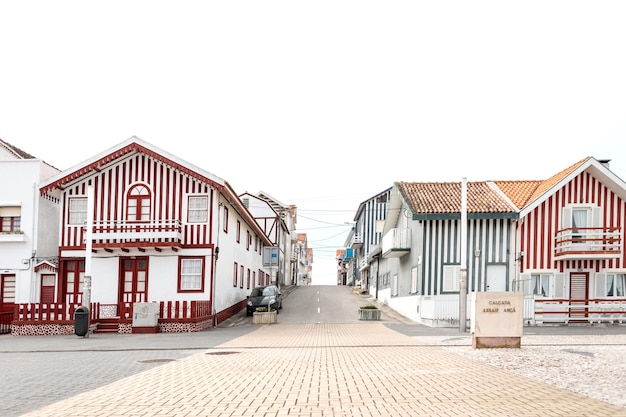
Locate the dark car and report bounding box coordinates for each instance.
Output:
[246,285,283,316]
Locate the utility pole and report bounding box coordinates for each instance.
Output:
[83,184,94,337]
[459,177,467,332]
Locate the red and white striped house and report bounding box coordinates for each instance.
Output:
[505,157,626,324]
[13,136,273,335]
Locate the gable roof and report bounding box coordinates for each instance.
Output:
[39,136,226,194]
[0,138,36,159]
[502,157,626,216]
[37,136,272,246]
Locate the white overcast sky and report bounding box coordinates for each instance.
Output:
[2,1,626,285]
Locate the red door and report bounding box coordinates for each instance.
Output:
[120,257,148,303]
[40,274,56,304]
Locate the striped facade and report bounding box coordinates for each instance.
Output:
[422,218,513,296]
[59,154,216,250]
[517,171,626,273]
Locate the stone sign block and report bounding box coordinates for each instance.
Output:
[470,291,523,349]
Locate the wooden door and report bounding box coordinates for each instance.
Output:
[40,274,56,304]
[120,257,148,303]
[1,274,16,312]
[569,272,589,321]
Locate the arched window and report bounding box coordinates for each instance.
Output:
[127,184,151,222]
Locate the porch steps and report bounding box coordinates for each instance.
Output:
[94,317,120,333]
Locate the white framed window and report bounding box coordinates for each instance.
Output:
[188,196,208,223]
[69,198,88,225]
[519,272,563,298]
[179,258,204,291]
[530,274,551,296]
[597,273,626,298]
[442,265,460,292]
[607,274,626,297]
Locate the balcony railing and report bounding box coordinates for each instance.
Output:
[554,227,622,259]
[351,234,363,249]
[382,228,411,258]
[90,219,182,243]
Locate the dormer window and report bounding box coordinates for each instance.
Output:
[127,184,151,222]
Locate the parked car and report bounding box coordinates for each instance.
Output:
[246,285,283,316]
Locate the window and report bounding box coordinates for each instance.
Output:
[188,196,208,223]
[223,207,229,233]
[530,274,551,296]
[571,208,588,243]
[233,262,238,287]
[246,231,251,250]
[442,265,460,292]
[606,274,625,297]
[247,268,251,289]
[0,206,21,232]
[179,258,204,291]
[240,265,244,288]
[69,198,87,225]
[127,184,151,222]
[391,274,398,296]
[236,220,241,243]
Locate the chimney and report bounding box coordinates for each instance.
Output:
[598,159,611,169]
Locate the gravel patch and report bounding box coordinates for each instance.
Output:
[412,334,626,409]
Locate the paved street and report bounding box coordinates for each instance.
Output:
[1,286,625,417]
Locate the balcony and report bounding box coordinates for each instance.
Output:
[342,248,353,264]
[382,228,411,258]
[351,234,363,249]
[90,220,182,248]
[554,227,622,260]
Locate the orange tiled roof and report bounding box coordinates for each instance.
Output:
[493,180,542,209]
[397,157,594,215]
[398,181,515,214]
[525,157,590,204]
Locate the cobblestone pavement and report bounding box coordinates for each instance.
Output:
[7,322,626,417]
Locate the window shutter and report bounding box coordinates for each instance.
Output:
[519,273,531,295]
[595,273,606,298]
[410,266,418,294]
[392,274,398,296]
[554,273,565,298]
[443,266,459,292]
[561,207,572,229]
[591,206,602,228]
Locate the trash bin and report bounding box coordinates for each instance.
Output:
[74,306,90,337]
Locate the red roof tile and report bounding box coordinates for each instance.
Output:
[398,181,515,214]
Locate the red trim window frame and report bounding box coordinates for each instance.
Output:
[126,184,151,222]
[236,220,241,243]
[223,207,229,233]
[246,230,251,251]
[233,262,238,287]
[178,257,205,293]
[246,268,251,289]
[240,265,244,288]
